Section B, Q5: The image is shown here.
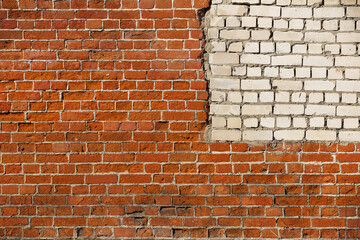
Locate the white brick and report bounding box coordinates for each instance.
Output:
[305,32,335,42]
[212,130,242,141]
[309,93,323,103]
[211,91,226,102]
[306,20,321,30]
[312,68,327,78]
[327,118,342,129]
[280,69,294,78]
[210,78,240,90]
[303,56,333,67]
[260,117,275,128]
[244,118,258,128]
[273,31,303,41]
[242,17,257,27]
[293,44,307,54]
[251,30,271,40]
[306,130,337,141]
[241,54,271,64]
[347,7,360,18]
[272,55,302,66]
[282,8,312,18]
[325,44,340,54]
[247,67,262,77]
[276,43,291,53]
[342,93,357,103]
[262,0,276,4]
[274,19,288,29]
[259,92,274,102]
[296,67,310,78]
[277,0,291,6]
[310,117,325,127]
[339,132,360,142]
[337,106,360,116]
[291,92,306,102]
[243,130,273,141]
[324,0,339,5]
[244,42,259,53]
[220,30,250,40]
[339,20,355,31]
[274,104,304,115]
[293,117,307,128]
[273,80,302,90]
[212,117,226,128]
[344,118,358,129]
[279,68,293,78]
[207,28,219,38]
[325,93,339,103]
[217,5,248,16]
[341,44,356,55]
[211,65,232,76]
[274,130,305,141]
[337,33,360,43]
[226,17,241,27]
[261,42,275,53]
[228,42,243,52]
[264,67,278,77]
[209,53,239,64]
[228,92,242,103]
[323,20,339,30]
[243,92,258,102]
[289,19,304,29]
[305,105,336,116]
[258,18,273,28]
[328,68,343,79]
[335,57,360,67]
[292,0,306,4]
[228,118,242,128]
[308,44,322,54]
[250,6,281,17]
[242,105,272,115]
[211,41,226,52]
[233,66,247,76]
[276,117,291,128]
[314,8,345,18]
[233,0,260,3]
[210,104,241,115]
[336,81,360,92]
[210,17,225,27]
[241,79,271,90]
[275,92,290,102]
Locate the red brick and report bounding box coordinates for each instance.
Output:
[243,218,276,227]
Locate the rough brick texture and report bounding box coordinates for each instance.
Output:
[1,0,360,239]
[207,0,360,142]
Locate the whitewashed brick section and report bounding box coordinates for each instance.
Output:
[206,0,360,142]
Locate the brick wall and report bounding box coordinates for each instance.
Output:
[1,0,360,239]
[208,1,360,142]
